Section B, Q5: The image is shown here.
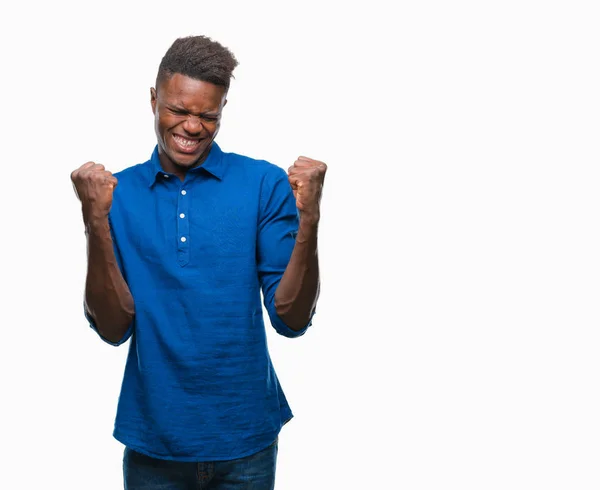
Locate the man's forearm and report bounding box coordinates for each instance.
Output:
[274,219,320,331]
[85,218,135,343]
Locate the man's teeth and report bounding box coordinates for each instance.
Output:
[174,136,198,147]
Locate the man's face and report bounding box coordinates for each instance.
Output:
[151,73,227,171]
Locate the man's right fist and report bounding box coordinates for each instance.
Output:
[71,162,118,223]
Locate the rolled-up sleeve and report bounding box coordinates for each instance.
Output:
[257,166,312,338]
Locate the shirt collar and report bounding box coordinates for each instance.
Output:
[148,142,225,187]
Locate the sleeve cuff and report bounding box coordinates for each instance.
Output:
[269,306,313,338]
[84,306,133,346]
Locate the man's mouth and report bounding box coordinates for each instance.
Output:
[173,134,202,153]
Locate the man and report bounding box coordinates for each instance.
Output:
[70,35,326,489]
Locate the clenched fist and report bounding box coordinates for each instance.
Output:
[288,156,327,225]
[71,162,118,224]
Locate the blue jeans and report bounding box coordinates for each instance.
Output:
[123,439,278,490]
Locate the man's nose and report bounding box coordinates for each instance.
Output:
[183,115,203,134]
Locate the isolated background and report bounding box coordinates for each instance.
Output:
[1,0,599,488]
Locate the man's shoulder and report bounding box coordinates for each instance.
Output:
[113,161,149,178]
[223,149,287,180]
[109,159,153,207]
[113,160,151,186]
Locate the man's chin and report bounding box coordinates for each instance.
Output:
[169,150,202,167]
[174,156,199,167]
[170,144,210,167]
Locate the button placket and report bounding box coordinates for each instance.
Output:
[177,186,190,266]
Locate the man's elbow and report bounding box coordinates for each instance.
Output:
[92,310,135,346]
[275,306,313,334]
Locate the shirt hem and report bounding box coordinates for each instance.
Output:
[113,419,291,462]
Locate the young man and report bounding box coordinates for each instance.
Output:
[71,36,326,489]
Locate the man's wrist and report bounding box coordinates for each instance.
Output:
[299,211,320,229]
[297,215,319,246]
[84,215,111,236]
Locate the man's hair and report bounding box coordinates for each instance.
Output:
[156,36,239,90]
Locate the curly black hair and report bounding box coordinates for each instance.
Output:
[156,35,239,90]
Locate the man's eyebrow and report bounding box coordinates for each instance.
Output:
[165,103,187,112]
[165,104,220,116]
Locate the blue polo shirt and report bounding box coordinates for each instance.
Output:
[86,142,311,461]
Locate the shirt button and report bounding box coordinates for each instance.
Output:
[181,190,187,195]
[163,174,169,178]
[180,236,187,242]
[180,213,185,219]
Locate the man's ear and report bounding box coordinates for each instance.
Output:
[150,87,157,115]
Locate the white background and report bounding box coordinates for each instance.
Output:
[1,0,599,488]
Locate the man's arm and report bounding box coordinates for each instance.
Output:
[84,218,135,344]
[71,162,135,345]
[274,219,320,331]
[275,157,327,331]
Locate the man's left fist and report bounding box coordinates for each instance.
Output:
[288,156,327,224]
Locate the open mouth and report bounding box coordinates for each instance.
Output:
[173,134,202,153]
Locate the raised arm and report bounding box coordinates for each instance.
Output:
[275,156,327,331]
[71,162,134,345]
